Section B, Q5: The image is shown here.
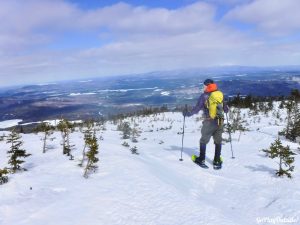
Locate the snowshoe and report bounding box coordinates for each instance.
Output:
[213,156,223,170]
[191,155,209,169]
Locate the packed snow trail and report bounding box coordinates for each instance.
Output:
[0,111,300,225]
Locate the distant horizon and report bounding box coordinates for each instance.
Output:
[1,64,300,89]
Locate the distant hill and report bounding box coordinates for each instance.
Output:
[0,68,299,122]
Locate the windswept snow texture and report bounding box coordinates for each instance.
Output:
[0,107,300,225]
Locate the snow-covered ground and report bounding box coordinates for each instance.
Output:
[0,107,300,225]
[0,119,22,129]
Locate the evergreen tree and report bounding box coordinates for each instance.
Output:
[0,168,9,185]
[258,102,264,112]
[96,118,107,131]
[244,95,253,108]
[7,130,31,173]
[83,133,99,178]
[262,138,295,178]
[117,121,132,139]
[285,100,295,136]
[249,102,259,116]
[57,119,74,158]
[279,100,285,109]
[79,121,93,167]
[281,100,300,141]
[228,108,247,133]
[291,89,300,102]
[35,122,54,153]
[131,121,141,143]
[288,107,300,142]
[267,100,273,111]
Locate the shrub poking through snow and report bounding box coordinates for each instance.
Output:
[122,141,130,147]
[130,146,139,155]
[0,168,9,185]
[0,133,6,141]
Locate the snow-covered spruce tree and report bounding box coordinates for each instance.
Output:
[79,121,94,167]
[267,100,274,111]
[7,129,31,173]
[131,121,141,143]
[287,102,300,142]
[288,111,300,142]
[261,100,273,116]
[225,107,247,143]
[248,101,259,116]
[57,119,75,159]
[35,122,54,153]
[96,118,107,132]
[291,89,300,102]
[228,107,247,133]
[280,100,300,141]
[0,168,9,185]
[262,138,295,178]
[284,100,296,136]
[83,133,99,178]
[258,101,265,112]
[117,121,132,139]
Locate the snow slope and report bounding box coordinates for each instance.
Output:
[0,119,22,129]
[0,108,300,225]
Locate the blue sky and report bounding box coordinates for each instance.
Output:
[0,0,300,87]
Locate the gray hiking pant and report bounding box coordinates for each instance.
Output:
[200,119,223,145]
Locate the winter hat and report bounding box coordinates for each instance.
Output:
[203,79,214,86]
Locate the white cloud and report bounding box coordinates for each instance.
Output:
[0,0,217,54]
[3,27,299,86]
[0,0,299,86]
[204,0,252,6]
[0,1,246,47]
[224,0,300,35]
[83,2,216,34]
[0,0,79,54]
[0,0,79,32]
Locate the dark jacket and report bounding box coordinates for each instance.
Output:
[187,87,228,118]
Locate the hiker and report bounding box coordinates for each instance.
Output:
[183,79,228,169]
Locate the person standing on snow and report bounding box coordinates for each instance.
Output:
[183,79,228,169]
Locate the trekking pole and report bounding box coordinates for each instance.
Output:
[179,104,187,161]
[225,113,235,159]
